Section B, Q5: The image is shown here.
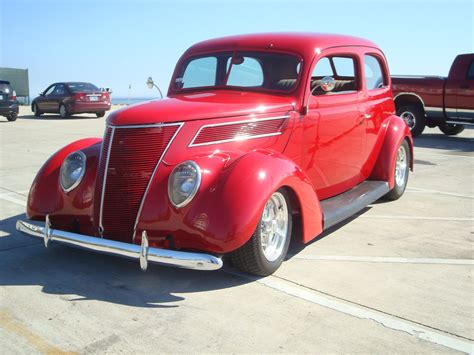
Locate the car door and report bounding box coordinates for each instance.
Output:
[456,58,474,122]
[37,85,56,112]
[303,49,366,200]
[49,84,67,113]
[360,52,392,177]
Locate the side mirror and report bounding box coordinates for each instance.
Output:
[39,92,44,96]
[146,77,155,89]
[320,76,336,92]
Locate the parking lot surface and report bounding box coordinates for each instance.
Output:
[1,107,473,353]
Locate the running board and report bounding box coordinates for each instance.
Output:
[321,181,390,230]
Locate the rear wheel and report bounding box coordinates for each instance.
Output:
[33,103,41,117]
[384,140,410,201]
[231,189,292,276]
[59,104,68,118]
[96,111,105,118]
[6,112,17,121]
[396,105,425,137]
[438,123,465,136]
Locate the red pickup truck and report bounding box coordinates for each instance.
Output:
[392,53,474,136]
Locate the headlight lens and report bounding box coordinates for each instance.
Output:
[60,151,86,192]
[168,161,201,208]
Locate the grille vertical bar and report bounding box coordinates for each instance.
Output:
[94,123,181,242]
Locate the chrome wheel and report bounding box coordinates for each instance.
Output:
[400,111,416,130]
[59,104,67,118]
[395,145,408,187]
[259,192,289,262]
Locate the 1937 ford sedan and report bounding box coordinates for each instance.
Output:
[17,33,413,276]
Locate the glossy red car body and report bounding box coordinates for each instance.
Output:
[392,53,474,135]
[26,33,413,257]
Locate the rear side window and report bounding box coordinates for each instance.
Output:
[467,61,474,79]
[181,57,217,88]
[364,55,386,90]
[311,55,358,96]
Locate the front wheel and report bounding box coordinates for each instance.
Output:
[396,105,425,137]
[33,103,41,117]
[438,123,465,136]
[231,189,292,276]
[384,140,410,201]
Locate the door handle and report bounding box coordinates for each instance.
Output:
[364,113,372,119]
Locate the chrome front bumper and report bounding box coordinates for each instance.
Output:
[16,217,223,271]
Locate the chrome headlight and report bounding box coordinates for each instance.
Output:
[60,151,86,192]
[168,161,201,208]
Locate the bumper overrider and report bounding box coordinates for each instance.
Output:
[16,216,223,271]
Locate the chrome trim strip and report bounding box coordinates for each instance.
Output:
[132,122,184,242]
[99,127,115,237]
[107,122,182,129]
[16,219,223,271]
[447,108,474,114]
[189,115,290,147]
[425,106,443,112]
[393,92,426,107]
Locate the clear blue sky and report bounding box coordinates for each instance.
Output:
[1,0,472,98]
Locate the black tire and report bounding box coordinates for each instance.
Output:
[33,103,41,117]
[6,112,18,121]
[96,111,105,118]
[384,140,410,201]
[231,189,292,276]
[438,123,465,136]
[396,105,425,137]
[59,104,69,118]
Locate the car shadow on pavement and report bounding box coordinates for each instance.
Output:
[19,114,100,120]
[414,131,474,153]
[0,214,251,308]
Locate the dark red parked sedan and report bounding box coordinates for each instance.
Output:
[32,82,111,118]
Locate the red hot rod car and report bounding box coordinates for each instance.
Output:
[17,33,413,276]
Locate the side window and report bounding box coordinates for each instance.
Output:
[364,55,386,90]
[467,60,474,79]
[226,57,264,87]
[44,85,56,96]
[181,57,217,88]
[52,84,66,96]
[311,55,358,96]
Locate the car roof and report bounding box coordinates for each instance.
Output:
[0,80,11,85]
[184,32,379,58]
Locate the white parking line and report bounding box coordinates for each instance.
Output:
[359,215,473,221]
[406,187,474,199]
[0,193,27,207]
[415,151,474,159]
[225,269,474,353]
[289,255,474,265]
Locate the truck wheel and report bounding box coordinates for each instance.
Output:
[397,105,425,137]
[6,113,18,121]
[231,189,292,276]
[384,140,410,201]
[438,123,465,136]
[96,111,105,118]
[33,103,41,117]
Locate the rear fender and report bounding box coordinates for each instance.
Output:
[370,115,413,188]
[27,138,102,232]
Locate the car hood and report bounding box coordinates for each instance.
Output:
[107,91,296,126]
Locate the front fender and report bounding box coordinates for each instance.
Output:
[137,149,323,253]
[27,138,102,234]
[370,115,413,188]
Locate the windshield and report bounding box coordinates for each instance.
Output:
[67,82,99,93]
[174,51,301,93]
